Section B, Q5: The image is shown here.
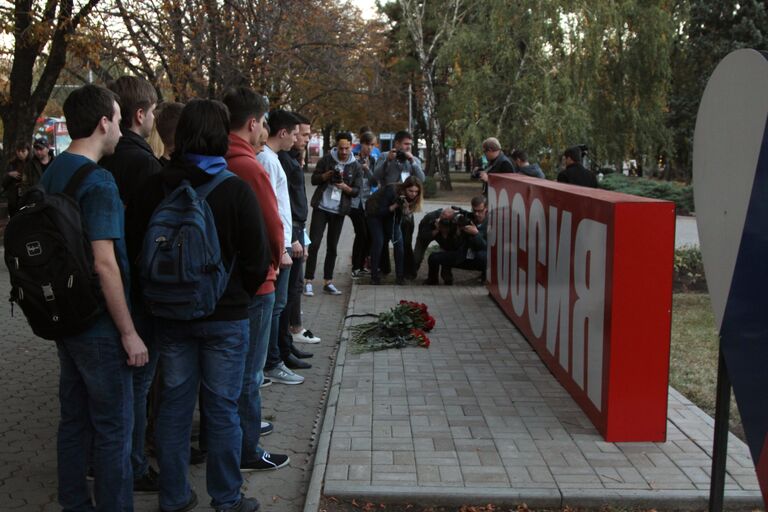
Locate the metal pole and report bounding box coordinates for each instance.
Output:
[709,349,731,512]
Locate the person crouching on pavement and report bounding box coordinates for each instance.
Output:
[424,195,488,285]
[366,176,423,285]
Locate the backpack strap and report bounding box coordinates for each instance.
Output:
[195,170,235,200]
[63,162,100,199]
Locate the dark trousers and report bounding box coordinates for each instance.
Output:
[428,249,487,283]
[305,208,345,281]
[349,207,370,271]
[413,235,433,275]
[368,216,404,281]
[279,237,305,360]
[402,214,416,278]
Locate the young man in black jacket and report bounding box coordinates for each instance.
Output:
[277,114,322,364]
[557,146,598,188]
[125,99,270,512]
[99,75,165,493]
[304,131,362,295]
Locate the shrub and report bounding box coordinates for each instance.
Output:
[598,174,695,214]
[422,176,438,199]
[674,246,707,292]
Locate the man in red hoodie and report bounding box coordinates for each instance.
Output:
[223,87,291,472]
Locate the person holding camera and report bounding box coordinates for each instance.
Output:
[413,207,456,273]
[424,195,489,285]
[304,132,362,295]
[349,131,378,278]
[373,130,425,279]
[365,176,423,285]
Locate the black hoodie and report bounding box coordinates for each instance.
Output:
[125,161,271,321]
[100,130,163,206]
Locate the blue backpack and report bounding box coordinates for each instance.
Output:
[139,170,235,320]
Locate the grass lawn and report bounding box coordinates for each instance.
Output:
[428,172,485,203]
[670,293,744,440]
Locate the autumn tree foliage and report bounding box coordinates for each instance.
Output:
[96,0,405,132]
[0,0,101,162]
[1,0,406,159]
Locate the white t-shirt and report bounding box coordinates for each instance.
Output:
[257,145,292,249]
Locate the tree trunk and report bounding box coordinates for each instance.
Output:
[1,0,100,161]
[422,76,451,191]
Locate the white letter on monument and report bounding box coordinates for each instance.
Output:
[496,189,510,300]
[511,193,527,316]
[528,199,546,337]
[547,207,572,365]
[572,219,607,410]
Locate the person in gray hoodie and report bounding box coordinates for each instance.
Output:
[305,131,362,295]
[511,149,546,179]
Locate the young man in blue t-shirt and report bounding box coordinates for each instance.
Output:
[41,84,148,511]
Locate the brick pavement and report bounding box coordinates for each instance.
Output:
[319,284,763,510]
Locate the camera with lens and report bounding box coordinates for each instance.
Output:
[395,150,408,162]
[332,164,344,184]
[450,206,474,228]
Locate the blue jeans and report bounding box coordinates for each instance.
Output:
[56,334,134,512]
[240,292,275,463]
[130,306,159,479]
[265,265,291,371]
[368,216,404,281]
[155,319,249,510]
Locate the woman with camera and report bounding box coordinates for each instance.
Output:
[365,176,423,285]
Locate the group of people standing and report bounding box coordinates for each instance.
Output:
[301,129,426,293]
[1,137,55,216]
[3,67,601,512]
[22,77,332,512]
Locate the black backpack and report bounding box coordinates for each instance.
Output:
[3,163,105,340]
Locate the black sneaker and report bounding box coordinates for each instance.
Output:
[240,451,290,472]
[215,496,260,512]
[161,489,198,512]
[133,466,160,493]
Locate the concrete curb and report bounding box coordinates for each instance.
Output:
[322,484,763,510]
[560,489,763,510]
[322,483,562,508]
[302,282,357,512]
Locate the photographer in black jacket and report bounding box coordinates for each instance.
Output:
[424,195,488,285]
[305,131,362,295]
[366,176,423,285]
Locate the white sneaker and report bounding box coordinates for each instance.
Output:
[292,329,321,344]
[303,283,314,297]
[264,363,305,385]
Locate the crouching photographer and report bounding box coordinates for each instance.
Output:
[365,176,423,285]
[424,195,488,285]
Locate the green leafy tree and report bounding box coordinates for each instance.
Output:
[668,0,768,181]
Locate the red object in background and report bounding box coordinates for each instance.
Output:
[487,174,675,442]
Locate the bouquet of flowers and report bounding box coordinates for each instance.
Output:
[348,300,436,353]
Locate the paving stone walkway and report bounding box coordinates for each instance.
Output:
[317,284,762,510]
